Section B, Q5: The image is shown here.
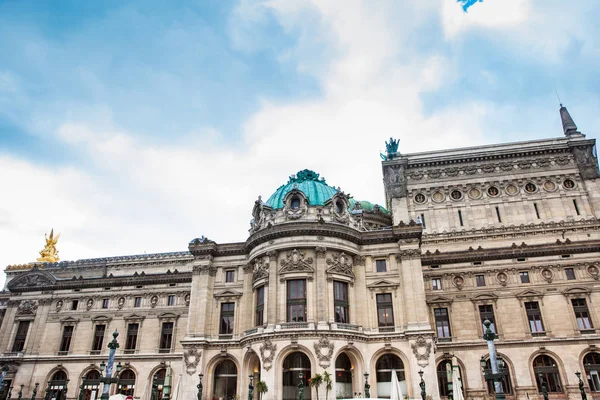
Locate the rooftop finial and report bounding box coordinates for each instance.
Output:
[559,104,581,137]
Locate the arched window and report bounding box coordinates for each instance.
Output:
[48,370,68,400]
[151,369,166,400]
[118,369,136,396]
[335,200,344,214]
[533,355,562,393]
[484,359,512,395]
[291,197,301,210]
[583,352,600,392]
[335,353,352,398]
[213,360,237,400]
[82,370,101,400]
[283,352,311,400]
[437,360,465,399]
[376,354,405,399]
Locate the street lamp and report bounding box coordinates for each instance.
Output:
[537,373,549,400]
[418,370,426,400]
[576,372,587,400]
[0,364,9,392]
[31,383,39,400]
[363,373,370,398]
[163,365,172,400]
[248,373,254,400]
[197,374,203,400]
[480,319,505,400]
[17,384,24,400]
[99,330,122,400]
[298,371,304,400]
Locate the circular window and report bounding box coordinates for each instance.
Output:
[543,181,557,192]
[432,191,445,202]
[468,188,482,199]
[291,197,301,209]
[414,193,426,204]
[505,184,519,195]
[563,179,575,189]
[487,186,500,197]
[450,190,463,200]
[525,183,537,193]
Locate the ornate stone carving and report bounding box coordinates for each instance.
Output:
[16,300,38,316]
[326,252,354,278]
[452,275,465,290]
[411,335,433,367]
[496,271,509,286]
[396,249,421,261]
[313,336,334,366]
[252,257,269,281]
[541,268,554,283]
[279,249,314,273]
[587,265,600,280]
[315,246,327,255]
[7,270,56,290]
[384,164,407,200]
[353,255,365,266]
[259,338,277,371]
[86,298,94,311]
[117,297,125,310]
[193,263,217,276]
[183,345,202,375]
[55,300,63,311]
[573,146,600,179]
[150,295,159,308]
[184,293,191,306]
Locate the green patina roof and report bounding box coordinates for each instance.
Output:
[265,170,339,209]
[349,199,390,215]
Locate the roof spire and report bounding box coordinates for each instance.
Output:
[559,104,581,136]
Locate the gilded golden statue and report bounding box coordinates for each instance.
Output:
[37,229,61,263]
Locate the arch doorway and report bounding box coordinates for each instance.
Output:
[437,360,465,399]
[283,352,311,400]
[247,353,261,400]
[584,352,600,392]
[117,369,136,396]
[533,355,562,393]
[82,370,101,400]
[335,353,353,398]
[376,354,405,399]
[213,360,237,400]
[483,359,513,396]
[48,370,69,400]
[151,369,166,400]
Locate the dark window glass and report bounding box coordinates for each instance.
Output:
[92,324,106,351]
[432,278,442,291]
[286,280,306,322]
[125,323,139,350]
[335,201,344,214]
[59,326,74,352]
[220,303,235,334]
[376,260,387,272]
[525,302,545,334]
[437,361,465,398]
[12,321,30,352]
[291,197,300,209]
[134,297,142,308]
[583,353,600,392]
[102,299,109,309]
[574,199,581,215]
[572,299,594,330]
[118,369,136,396]
[255,286,265,326]
[534,355,562,393]
[160,322,174,349]
[476,275,486,287]
[225,271,235,283]
[376,354,405,386]
[484,358,512,394]
[72,300,79,310]
[376,293,394,327]
[565,268,576,280]
[520,271,530,283]
[435,308,451,338]
[333,281,349,324]
[167,295,175,306]
[479,305,496,333]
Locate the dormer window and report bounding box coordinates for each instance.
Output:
[291,197,301,209]
[335,200,344,214]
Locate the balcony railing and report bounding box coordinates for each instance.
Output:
[337,323,360,331]
[281,322,309,330]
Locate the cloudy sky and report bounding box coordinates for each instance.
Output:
[1,0,599,285]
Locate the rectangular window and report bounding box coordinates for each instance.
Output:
[479,304,496,333]
[432,278,442,291]
[434,308,452,339]
[12,321,30,352]
[125,323,139,350]
[565,268,576,280]
[220,303,235,335]
[333,281,349,324]
[167,295,175,306]
[102,299,109,309]
[225,270,235,283]
[287,279,307,322]
[574,199,581,216]
[134,297,142,308]
[376,293,394,327]
[534,203,541,219]
[476,275,486,287]
[495,206,502,223]
[572,299,594,331]
[72,300,79,310]
[92,324,106,351]
[458,210,464,227]
[376,259,387,273]
[525,302,545,334]
[520,271,530,283]
[420,213,426,229]
[160,322,174,350]
[59,326,74,353]
[255,286,265,326]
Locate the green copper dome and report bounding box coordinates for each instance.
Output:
[265,170,339,209]
[349,199,390,215]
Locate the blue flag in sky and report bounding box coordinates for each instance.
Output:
[457,0,484,12]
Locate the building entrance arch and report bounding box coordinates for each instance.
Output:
[213,359,238,400]
[282,352,311,400]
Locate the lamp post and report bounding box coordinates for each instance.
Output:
[43,382,51,400]
[364,373,370,398]
[480,319,505,400]
[196,374,203,400]
[0,364,9,391]
[248,373,254,400]
[7,386,13,400]
[17,384,24,400]
[99,330,122,400]
[298,371,304,400]
[78,378,86,400]
[537,373,549,400]
[163,365,172,400]
[576,372,587,400]
[418,370,426,400]
[31,383,39,400]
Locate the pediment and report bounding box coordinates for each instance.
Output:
[60,316,80,324]
[123,313,146,321]
[91,315,112,322]
[426,295,453,304]
[214,290,243,299]
[157,312,180,319]
[366,279,399,290]
[470,293,499,302]
[515,289,544,298]
[7,270,56,291]
[562,286,591,295]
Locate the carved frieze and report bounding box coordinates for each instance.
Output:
[7,270,56,290]
[193,263,217,276]
[259,338,277,371]
[279,250,314,274]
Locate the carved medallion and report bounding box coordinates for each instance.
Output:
[411,335,433,367]
[259,338,277,371]
[452,275,465,290]
[496,272,508,286]
[86,298,94,311]
[314,336,334,366]
[541,268,554,283]
[150,295,159,308]
[587,265,600,280]
[55,300,63,311]
[183,345,202,375]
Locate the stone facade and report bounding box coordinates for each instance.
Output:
[1,106,599,400]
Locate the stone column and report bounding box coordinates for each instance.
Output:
[186,260,216,339]
[315,246,328,330]
[266,251,278,329]
[397,241,430,331]
[242,263,255,332]
[29,299,51,355]
[0,301,19,351]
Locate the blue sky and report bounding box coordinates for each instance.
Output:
[1,0,599,282]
